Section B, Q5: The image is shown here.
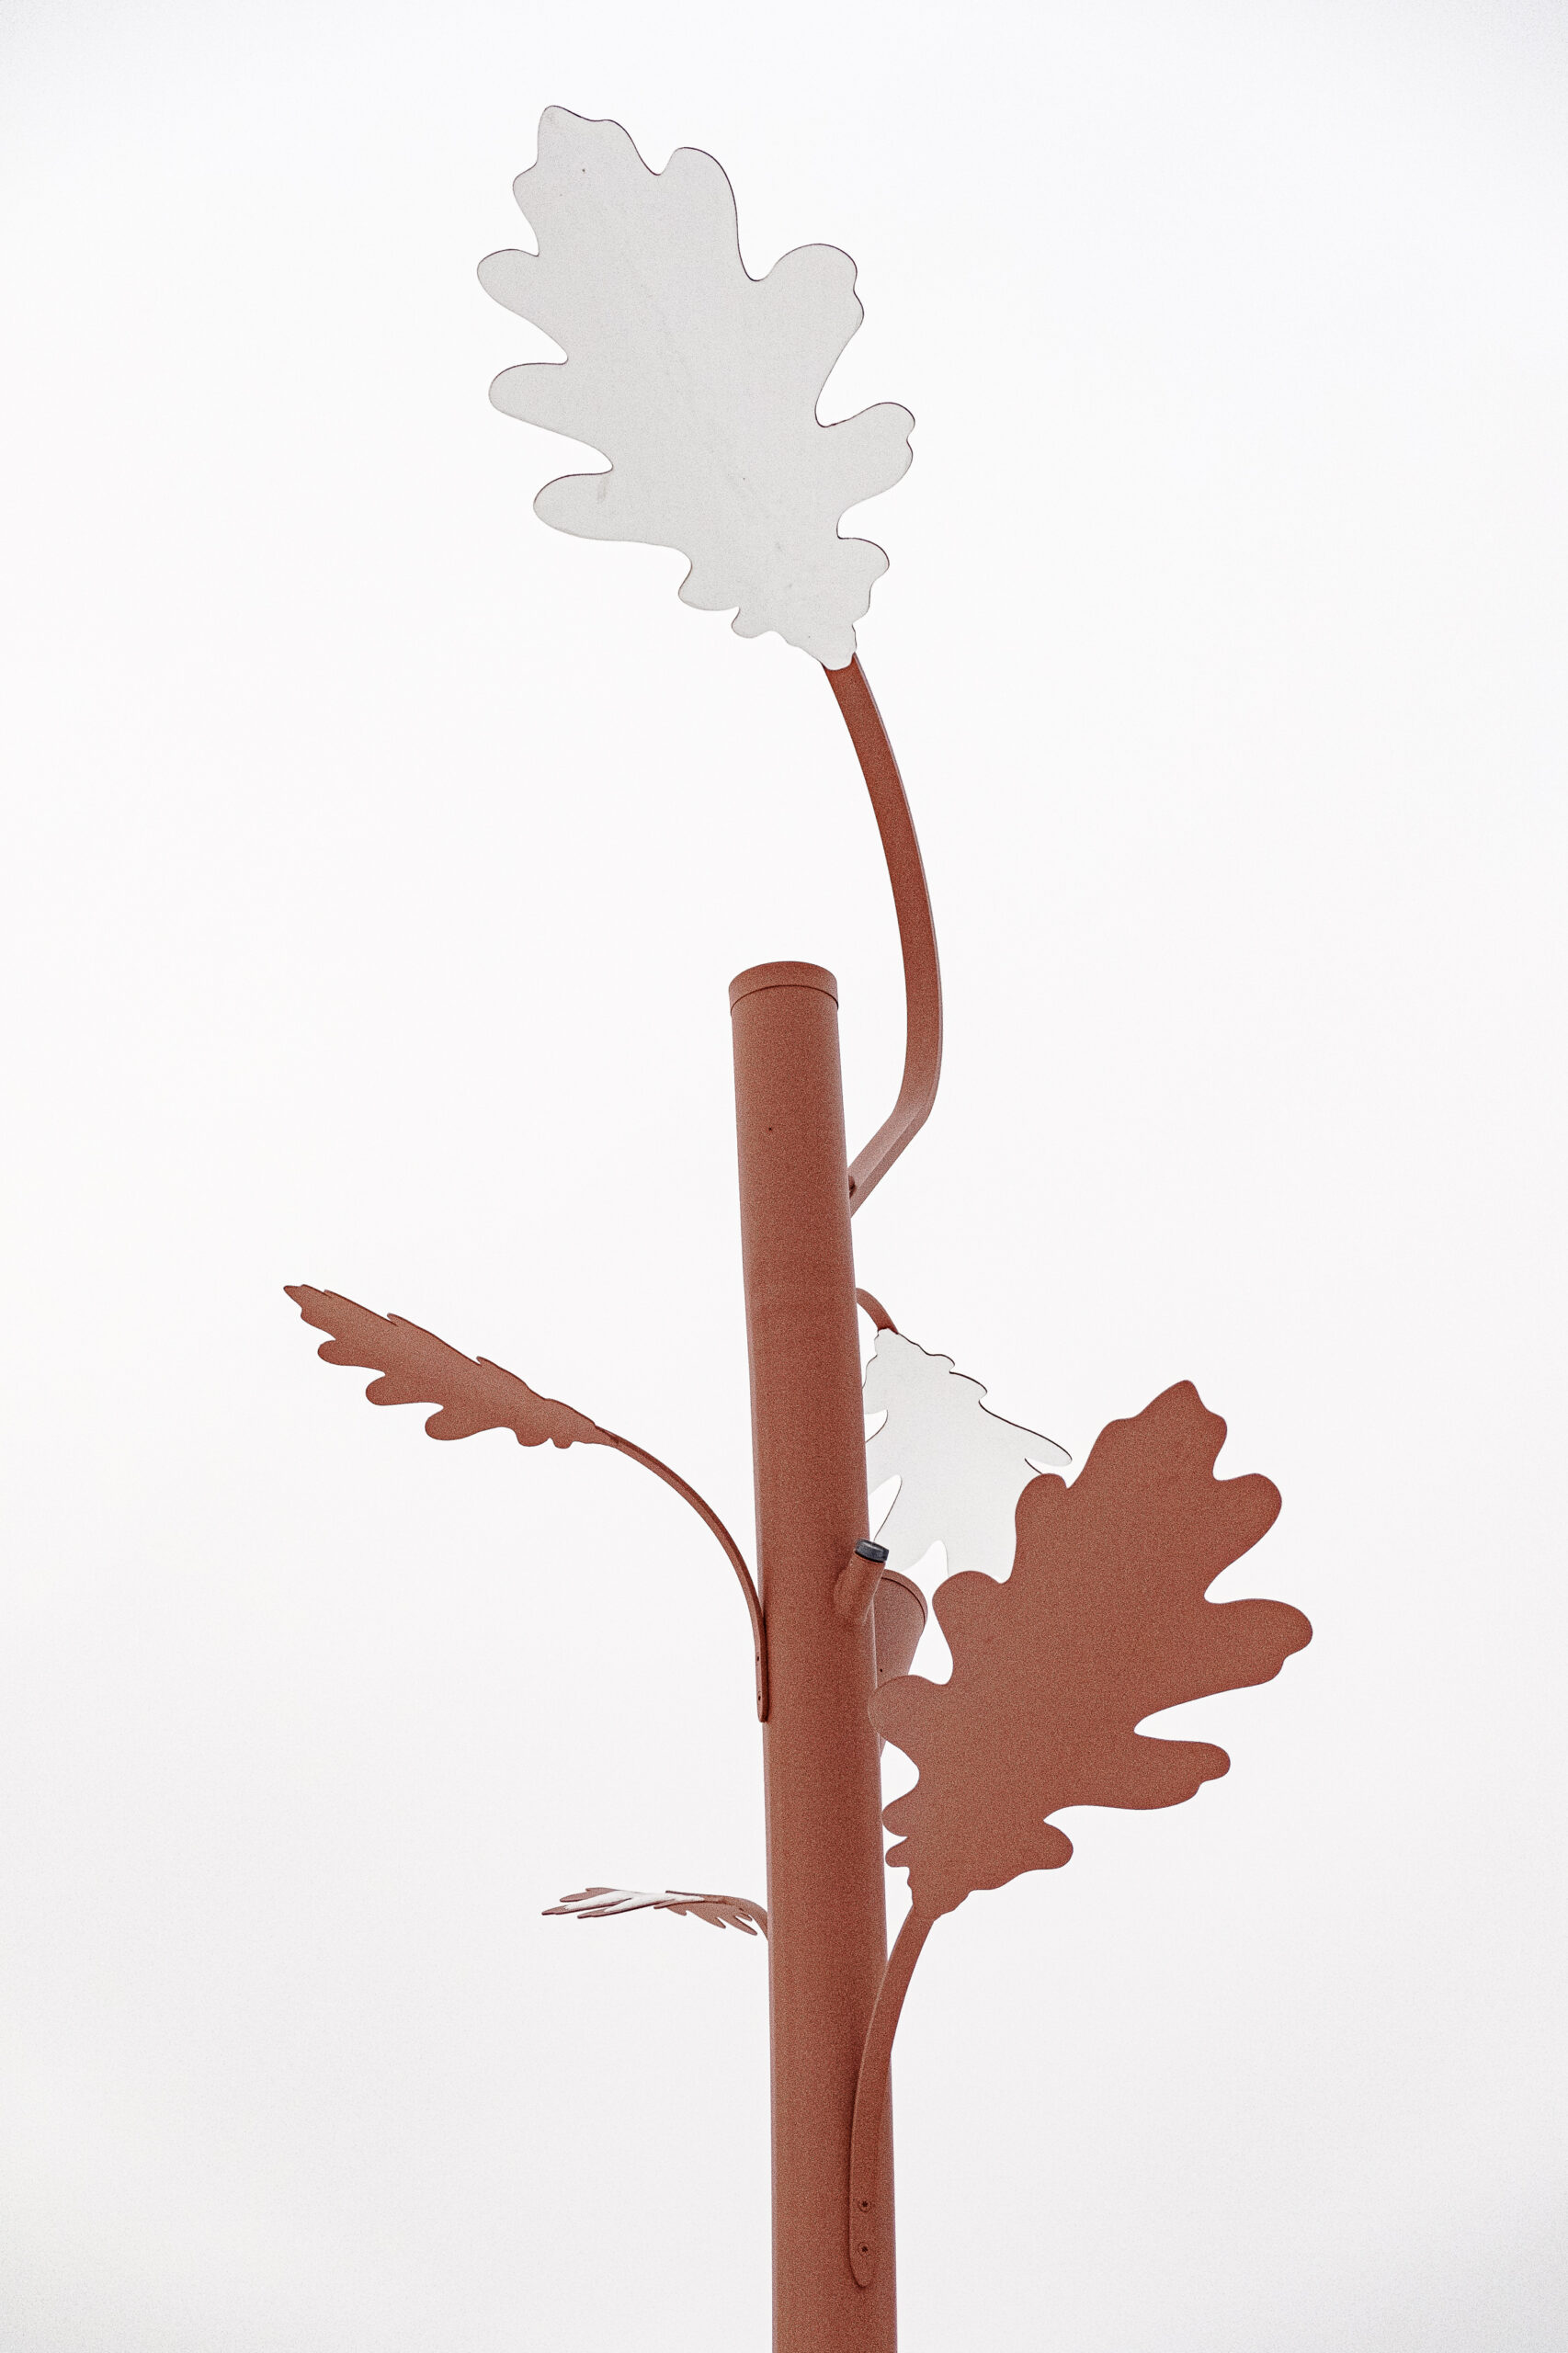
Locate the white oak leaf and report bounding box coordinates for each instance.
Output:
[478,107,913,666]
[863,1330,1069,1585]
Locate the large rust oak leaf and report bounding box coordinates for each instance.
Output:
[870,1381,1311,1920]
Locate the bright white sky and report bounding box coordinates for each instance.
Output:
[2,4,1564,2348]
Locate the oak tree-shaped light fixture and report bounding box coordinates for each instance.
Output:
[288,105,1311,2352]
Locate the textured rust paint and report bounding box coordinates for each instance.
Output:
[283,1285,768,1715]
[870,1570,926,1687]
[826,661,942,1215]
[545,1886,769,1935]
[730,962,897,2350]
[285,1287,604,1446]
[854,1287,899,1334]
[875,1381,1310,1915]
[848,1380,1311,2279]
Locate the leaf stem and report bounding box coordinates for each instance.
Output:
[826,659,943,1213]
[847,1904,936,2286]
[596,1428,768,1721]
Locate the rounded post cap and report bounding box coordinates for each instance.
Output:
[728,961,839,1011]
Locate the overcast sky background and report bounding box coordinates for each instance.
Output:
[2,3,1564,2347]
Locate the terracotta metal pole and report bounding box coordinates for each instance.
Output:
[730,961,896,2353]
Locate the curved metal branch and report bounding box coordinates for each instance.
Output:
[848,1904,935,2287]
[597,1428,768,1722]
[282,1286,769,1722]
[825,658,943,1213]
[854,1286,899,1333]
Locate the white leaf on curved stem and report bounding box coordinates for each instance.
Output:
[479,107,913,666]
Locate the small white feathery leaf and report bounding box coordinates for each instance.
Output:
[544,1886,767,1936]
[479,107,913,666]
[863,1331,1070,1585]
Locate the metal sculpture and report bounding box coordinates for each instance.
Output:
[288,104,1311,2353]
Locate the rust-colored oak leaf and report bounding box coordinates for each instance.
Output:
[870,1381,1311,1920]
[545,1886,767,1936]
[285,1286,604,1449]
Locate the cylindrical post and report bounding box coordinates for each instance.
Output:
[730,961,896,2352]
